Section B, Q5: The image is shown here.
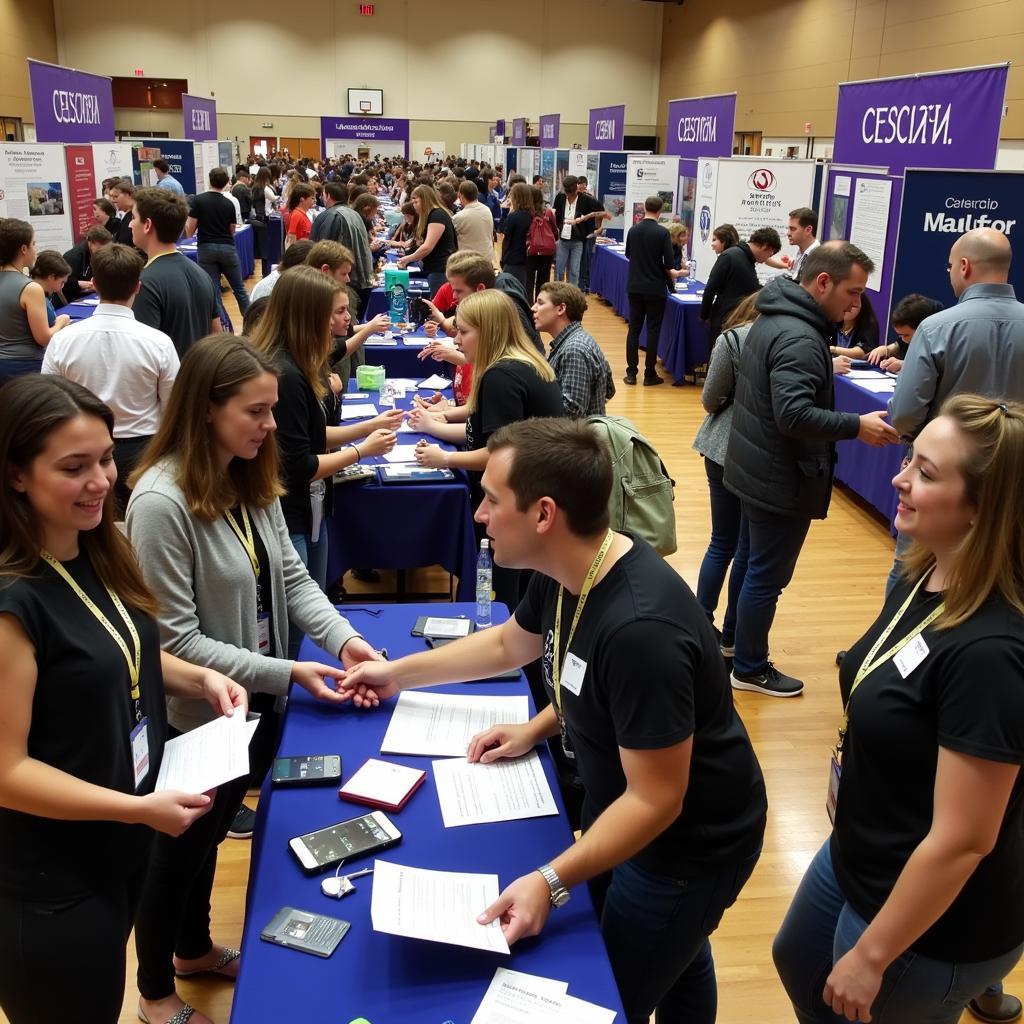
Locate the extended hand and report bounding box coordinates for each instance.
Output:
[833,355,852,375]
[857,410,899,447]
[477,871,551,946]
[200,669,249,718]
[290,661,351,704]
[338,660,403,707]
[339,636,383,670]
[415,441,447,467]
[823,946,884,1022]
[866,345,890,366]
[466,723,537,764]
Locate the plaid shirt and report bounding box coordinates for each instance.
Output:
[548,322,615,418]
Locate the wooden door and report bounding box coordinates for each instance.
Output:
[278,137,300,159]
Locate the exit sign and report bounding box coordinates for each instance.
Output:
[133,68,145,77]
[359,3,374,13]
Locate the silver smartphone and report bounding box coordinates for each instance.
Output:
[288,810,402,874]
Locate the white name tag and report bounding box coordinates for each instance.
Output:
[257,614,271,654]
[131,718,150,790]
[561,220,573,240]
[893,635,929,678]
[561,653,587,697]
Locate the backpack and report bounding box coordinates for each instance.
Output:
[526,212,556,257]
[586,415,677,555]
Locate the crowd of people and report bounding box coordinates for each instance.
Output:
[0,147,1023,1024]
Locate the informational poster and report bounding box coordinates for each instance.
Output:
[848,178,892,291]
[539,150,555,203]
[195,141,221,190]
[568,150,601,193]
[623,155,679,240]
[219,141,234,172]
[554,150,570,196]
[64,144,97,242]
[131,139,198,195]
[692,158,720,281]
[91,142,133,191]
[677,174,695,251]
[0,143,75,254]
[598,152,629,240]
[411,140,446,163]
[517,149,539,186]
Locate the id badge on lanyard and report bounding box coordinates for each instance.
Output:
[131,717,151,790]
[309,479,326,544]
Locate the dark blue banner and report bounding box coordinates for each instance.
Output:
[131,139,197,195]
[890,169,1024,322]
[598,151,629,241]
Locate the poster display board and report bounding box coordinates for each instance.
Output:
[665,94,736,160]
[569,150,601,192]
[64,142,135,242]
[28,60,115,144]
[131,139,198,195]
[539,150,555,203]
[624,154,680,240]
[517,148,540,185]
[598,152,630,241]
[1,143,75,254]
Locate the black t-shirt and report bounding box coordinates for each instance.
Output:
[625,219,674,296]
[465,358,564,507]
[833,576,1024,961]
[422,207,457,273]
[501,210,531,267]
[515,537,767,877]
[188,190,237,246]
[134,251,218,358]
[0,553,167,898]
[232,183,253,222]
[226,506,275,655]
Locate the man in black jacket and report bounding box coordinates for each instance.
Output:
[60,225,113,303]
[700,227,782,347]
[724,242,898,697]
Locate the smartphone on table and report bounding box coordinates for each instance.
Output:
[288,810,402,874]
[271,755,342,788]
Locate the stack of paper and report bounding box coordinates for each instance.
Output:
[155,712,259,793]
[471,968,617,1023]
[340,402,380,421]
[380,446,421,464]
[433,751,558,828]
[417,374,452,390]
[855,377,897,393]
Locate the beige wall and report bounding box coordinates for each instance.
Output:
[658,0,1024,143]
[55,0,662,128]
[1,0,58,123]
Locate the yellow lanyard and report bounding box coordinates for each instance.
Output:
[224,505,259,580]
[837,572,944,754]
[41,551,141,702]
[552,530,614,718]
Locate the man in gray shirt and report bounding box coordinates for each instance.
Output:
[311,181,374,316]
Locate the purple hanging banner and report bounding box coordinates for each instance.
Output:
[183,95,218,142]
[512,119,527,146]
[539,114,561,148]
[28,59,114,143]
[588,105,625,150]
[488,125,497,143]
[665,93,736,159]
[834,64,1008,174]
[496,119,506,136]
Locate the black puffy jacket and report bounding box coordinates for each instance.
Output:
[724,277,860,519]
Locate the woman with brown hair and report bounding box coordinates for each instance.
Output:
[499,182,536,293]
[127,335,382,1024]
[775,395,1024,1024]
[283,182,315,249]
[396,184,457,293]
[0,375,245,1024]
[525,185,558,300]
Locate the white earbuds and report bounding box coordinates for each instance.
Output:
[321,876,351,899]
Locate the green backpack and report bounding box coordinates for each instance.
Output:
[586,415,677,556]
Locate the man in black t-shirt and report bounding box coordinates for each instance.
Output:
[342,418,767,1024]
[623,195,682,386]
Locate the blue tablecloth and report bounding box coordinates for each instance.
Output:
[326,383,475,600]
[63,297,101,321]
[232,602,625,1024]
[834,373,903,530]
[178,223,255,278]
[266,215,283,269]
[362,325,455,380]
[589,245,710,381]
[366,276,432,321]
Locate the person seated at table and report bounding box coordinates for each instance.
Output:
[830,290,879,360]
[92,196,119,236]
[249,266,400,605]
[388,201,417,248]
[126,335,382,1024]
[61,225,113,303]
[867,293,946,374]
[411,289,563,609]
[667,222,690,273]
[342,416,768,1024]
[710,222,740,256]
[397,184,458,294]
[283,183,315,249]
[28,250,71,324]
[0,374,246,1024]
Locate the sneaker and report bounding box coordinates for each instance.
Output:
[731,663,804,697]
[623,372,637,386]
[970,993,1023,1023]
[643,375,664,386]
[227,804,256,840]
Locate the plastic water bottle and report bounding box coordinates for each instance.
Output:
[476,540,493,628]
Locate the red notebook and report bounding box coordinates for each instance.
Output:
[338,758,426,812]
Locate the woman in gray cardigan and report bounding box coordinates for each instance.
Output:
[692,294,759,662]
[126,335,383,1024]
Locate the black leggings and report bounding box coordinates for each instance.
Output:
[0,863,147,1024]
[134,762,250,1000]
[526,254,553,300]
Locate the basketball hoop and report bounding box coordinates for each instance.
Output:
[360,101,371,113]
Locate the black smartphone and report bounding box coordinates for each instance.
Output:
[409,296,430,324]
[288,810,402,874]
[271,755,342,788]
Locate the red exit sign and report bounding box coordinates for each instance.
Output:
[133,68,145,77]
[359,3,374,13]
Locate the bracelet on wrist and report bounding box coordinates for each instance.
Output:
[348,442,361,463]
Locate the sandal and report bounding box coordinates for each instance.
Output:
[174,945,241,979]
[138,1000,195,1024]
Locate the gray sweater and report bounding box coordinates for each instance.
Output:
[127,460,359,733]
[692,323,752,465]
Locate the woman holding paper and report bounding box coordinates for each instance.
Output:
[0,375,245,1024]
[126,335,384,1024]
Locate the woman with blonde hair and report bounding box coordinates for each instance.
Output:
[411,288,563,607]
[396,184,457,292]
[127,335,381,1024]
[775,394,1024,1024]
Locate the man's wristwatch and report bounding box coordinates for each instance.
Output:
[537,864,570,908]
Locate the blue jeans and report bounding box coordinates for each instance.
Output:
[774,842,1024,1024]
[885,529,913,597]
[426,271,447,295]
[287,530,329,659]
[198,243,251,323]
[555,238,583,286]
[592,853,760,1024]
[732,502,811,676]
[0,359,42,386]
[695,458,748,645]
[579,235,597,291]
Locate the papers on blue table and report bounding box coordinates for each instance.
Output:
[365,335,398,347]
[370,860,509,954]
[854,376,898,393]
[340,403,380,421]
[433,750,558,828]
[471,968,617,1024]
[155,711,259,794]
[417,374,452,390]
[381,692,529,757]
[77,295,101,306]
[380,445,421,463]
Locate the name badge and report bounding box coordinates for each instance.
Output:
[893,635,929,678]
[131,718,150,790]
[561,653,587,697]
[257,613,271,655]
[826,754,841,825]
[561,220,573,240]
